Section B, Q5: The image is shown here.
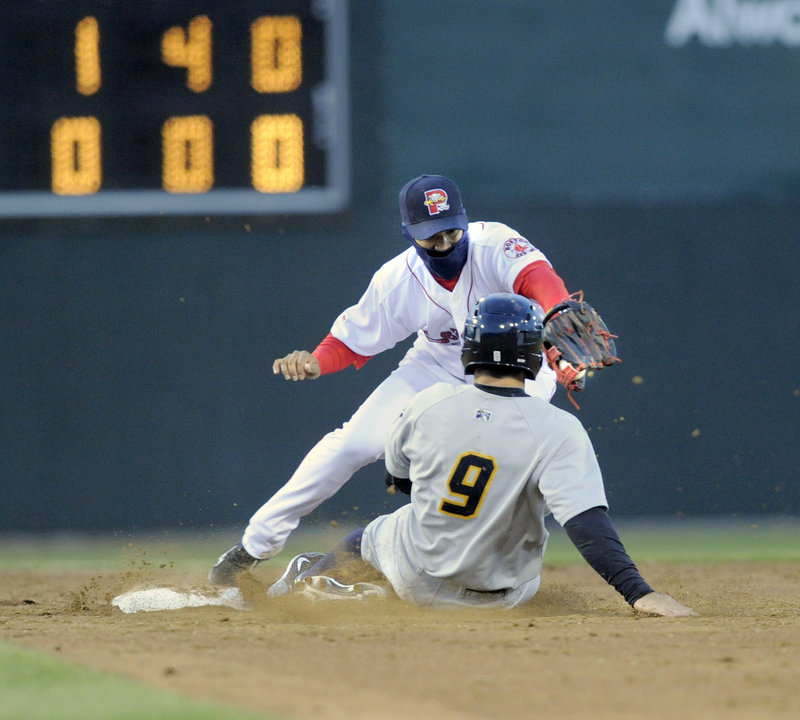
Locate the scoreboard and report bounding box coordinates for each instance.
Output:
[0,1,350,217]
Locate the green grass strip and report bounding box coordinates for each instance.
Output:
[543,518,800,565]
[0,642,276,720]
[0,518,797,571]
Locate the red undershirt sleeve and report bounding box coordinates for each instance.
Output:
[312,333,372,375]
[512,260,570,312]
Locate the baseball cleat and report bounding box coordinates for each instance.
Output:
[298,575,388,602]
[207,543,260,586]
[266,552,325,597]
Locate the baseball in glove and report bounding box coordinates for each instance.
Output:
[542,292,619,407]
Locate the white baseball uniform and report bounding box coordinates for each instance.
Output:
[242,222,560,559]
[360,382,608,608]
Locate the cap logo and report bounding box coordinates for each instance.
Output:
[423,189,450,216]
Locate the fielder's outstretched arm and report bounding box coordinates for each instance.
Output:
[273,350,321,381]
[273,335,373,381]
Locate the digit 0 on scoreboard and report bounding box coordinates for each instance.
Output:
[0,1,349,217]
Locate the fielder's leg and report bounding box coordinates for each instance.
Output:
[209,359,451,584]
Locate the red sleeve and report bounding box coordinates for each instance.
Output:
[513,260,570,312]
[312,333,372,375]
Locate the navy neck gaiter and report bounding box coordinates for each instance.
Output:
[403,227,470,280]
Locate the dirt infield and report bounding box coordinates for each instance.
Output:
[2,560,799,720]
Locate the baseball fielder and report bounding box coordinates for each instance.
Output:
[210,175,582,584]
[269,294,696,617]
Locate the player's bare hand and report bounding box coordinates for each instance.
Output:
[633,592,697,617]
[273,350,321,381]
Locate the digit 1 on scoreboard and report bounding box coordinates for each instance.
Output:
[75,16,101,95]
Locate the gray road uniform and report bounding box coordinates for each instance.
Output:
[360,381,608,609]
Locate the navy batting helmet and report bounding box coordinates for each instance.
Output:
[461,293,544,380]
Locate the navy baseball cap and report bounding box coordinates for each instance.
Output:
[399,175,468,240]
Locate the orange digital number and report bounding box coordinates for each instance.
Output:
[75,17,101,96]
[251,16,302,93]
[162,116,214,193]
[51,117,102,195]
[161,16,213,92]
[251,114,304,193]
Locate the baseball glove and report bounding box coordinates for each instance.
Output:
[542,293,619,406]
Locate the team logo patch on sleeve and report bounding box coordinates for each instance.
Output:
[423,327,460,344]
[424,189,450,215]
[503,237,536,259]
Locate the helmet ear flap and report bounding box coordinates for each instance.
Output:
[461,293,544,380]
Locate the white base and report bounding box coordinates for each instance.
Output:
[111,586,250,614]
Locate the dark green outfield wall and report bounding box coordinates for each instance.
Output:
[2,2,798,530]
